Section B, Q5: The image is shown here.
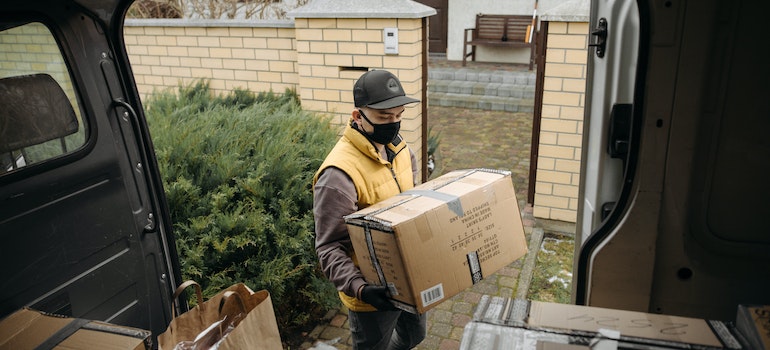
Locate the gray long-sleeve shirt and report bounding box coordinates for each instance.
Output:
[313,150,418,299]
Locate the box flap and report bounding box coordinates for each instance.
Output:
[0,308,71,350]
[58,329,146,350]
[345,169,512,226]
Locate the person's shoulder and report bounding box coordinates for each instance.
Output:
[317,166,354,185]
[316,166,357,199]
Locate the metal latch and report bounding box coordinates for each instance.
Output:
[589,18,608,58]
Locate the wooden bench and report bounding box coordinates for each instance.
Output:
[463,14,536,70]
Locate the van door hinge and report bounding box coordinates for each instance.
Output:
[589,18,608,58]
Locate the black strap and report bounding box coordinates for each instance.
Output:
[34,318,90,350]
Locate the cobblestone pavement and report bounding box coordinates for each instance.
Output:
[301,58,541,350]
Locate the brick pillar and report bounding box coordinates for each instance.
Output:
[533,19,589,223]
[289,1,436,179]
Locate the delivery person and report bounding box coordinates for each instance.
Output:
[312,69,426,349]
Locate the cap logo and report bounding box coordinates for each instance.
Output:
[386,78,400,93]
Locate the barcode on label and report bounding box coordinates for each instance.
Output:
[421,283,444,307]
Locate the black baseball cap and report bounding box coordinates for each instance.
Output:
[353,70,419,109]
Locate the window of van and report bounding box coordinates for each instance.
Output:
[0,21,86,174]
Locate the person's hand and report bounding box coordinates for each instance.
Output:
[360,285,396,311]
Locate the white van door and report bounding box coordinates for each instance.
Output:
[576,0,770,321]
[573,0,646,310]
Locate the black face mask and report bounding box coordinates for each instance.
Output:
[358,109,401,145]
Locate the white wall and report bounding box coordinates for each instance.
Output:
[446,0,563,64]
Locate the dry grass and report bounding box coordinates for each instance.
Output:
[527,233,574,303]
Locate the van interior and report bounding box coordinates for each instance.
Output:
[0,0,768,347]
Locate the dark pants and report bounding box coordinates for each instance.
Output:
[348,309,427,350]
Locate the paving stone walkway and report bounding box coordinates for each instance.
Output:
[300,58,559,350]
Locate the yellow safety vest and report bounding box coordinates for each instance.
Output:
[314,122,414,311]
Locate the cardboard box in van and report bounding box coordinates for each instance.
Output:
[0,308,151,350]
[345,169,528,314]
[461,296,743,349]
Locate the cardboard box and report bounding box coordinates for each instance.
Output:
[735,304,770,350]
[527,301,728,348]
[461,296,744,349]
[0,308,150,350]
[345,169,528,314]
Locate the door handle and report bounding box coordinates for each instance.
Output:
[607,103,633,163]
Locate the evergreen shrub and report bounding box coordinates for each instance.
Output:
[144,80,341,340]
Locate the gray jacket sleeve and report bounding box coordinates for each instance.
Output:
[313,167,367,298]
[314,147,418,298]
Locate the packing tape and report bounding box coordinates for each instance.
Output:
[589,328,621,350]
[364,225,388,288]
[402,189,463,217]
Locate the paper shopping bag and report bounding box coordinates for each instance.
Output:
[157,280,282,350]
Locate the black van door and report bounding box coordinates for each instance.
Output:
[0,0,180,339]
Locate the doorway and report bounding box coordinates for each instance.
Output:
[416,0,447,54]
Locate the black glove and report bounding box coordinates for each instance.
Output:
[360,285,396,311]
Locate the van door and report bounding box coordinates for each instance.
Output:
[576,0,770,321]
[0,0,180,339]
[574,0,645,310]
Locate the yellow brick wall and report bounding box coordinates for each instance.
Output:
[0,23,74,98]
[294,17,426,172]
[533,21,589,223]
[124,19,426,178]
[124,22,298,98]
